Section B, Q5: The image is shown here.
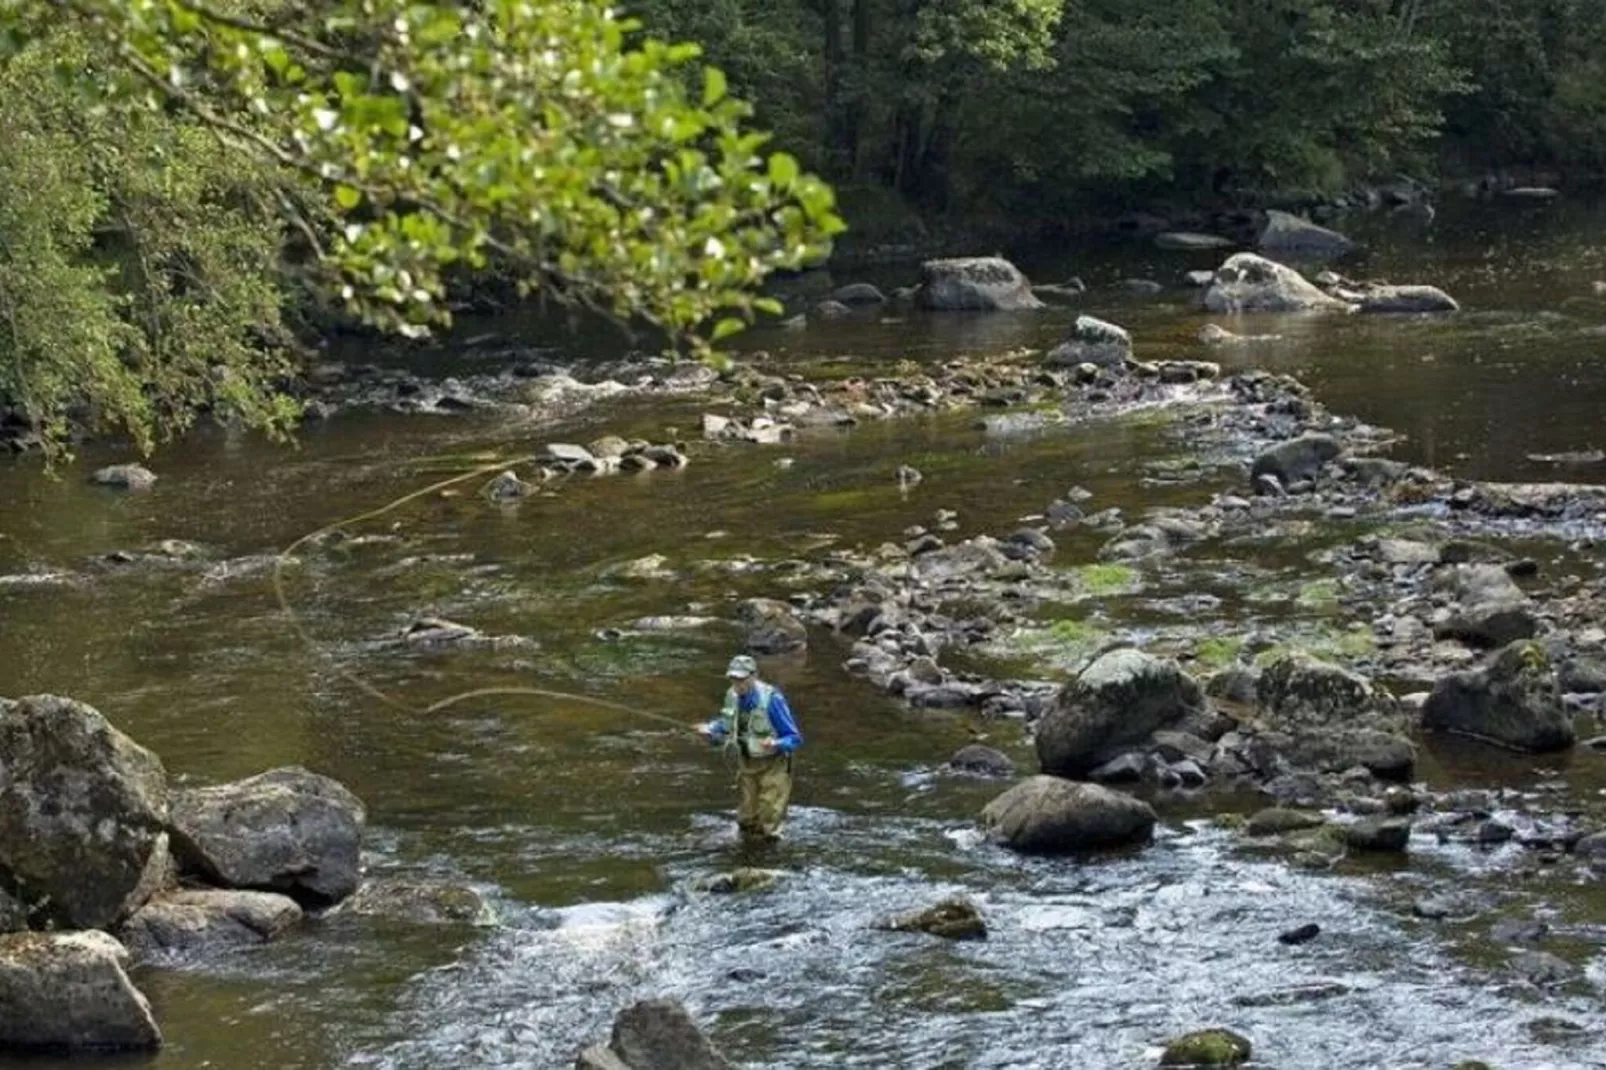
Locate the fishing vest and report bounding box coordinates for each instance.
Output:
[721,681,779,759]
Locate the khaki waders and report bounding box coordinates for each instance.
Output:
[735,752,793,841]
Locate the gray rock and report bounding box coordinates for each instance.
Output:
[1045,315,1131,368]
[120,890,302,957]
[1088,752,1148,783]
[589,435,632,460]
[0,890,24,934]
[1206,253,1355,313]
[0,931,161,1051]
[1258,209,1358,260]
[89,464,157,491]
[1156,232,1234,252]
[541,443,597,467]
[1036,649,1205,777]
[1358,285,1460,314]
[1489,917,1549,945]
[0,695,169,930]
[874,897,986,941]
[1572,831,1606,866]
[169,767,366,905]
[1559,656,1606,694]
[813,299,853,319]
[1421,641,1574,752]
[832,283,887,306]
[1278,922,1321,945]
[1249,433,1342,492]
[1245,808,1326,837]
[734,598,807,654]
[947,744,1016,778]
[1433,564,1536,648]
[344,878,494,925]
[577,998,732,1070]
[981,776,1157,854]
[916,257,1044,311]
[1344,817,1411,852]
[1185,269,1217,288]
[1121,278,1164,296]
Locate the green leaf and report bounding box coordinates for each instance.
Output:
[333,185,362,210]
[710,316,745,341]
[767,151,799,187]
[702,67,727,107]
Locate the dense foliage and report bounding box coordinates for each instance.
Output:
[634,0,1606,225]
[0,1,842,458]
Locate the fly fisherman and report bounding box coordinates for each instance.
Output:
[696,655,803,843]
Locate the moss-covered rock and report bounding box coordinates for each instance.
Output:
[1160,1028,1252,1066]
[692,868,783,895]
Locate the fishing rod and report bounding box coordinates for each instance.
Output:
[272,457,700,734]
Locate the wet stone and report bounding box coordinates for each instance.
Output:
[1245,808,1326,837]
[1510,950,1579,987]
[1344,817,1411,853]
[946,744,1015,778]
[874,897,987,941]
[1277,922,1321,946]
[1159,1028,1252,1066]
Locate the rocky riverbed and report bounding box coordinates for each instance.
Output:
[5,207,1606,1067]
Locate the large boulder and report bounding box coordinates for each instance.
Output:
[169,767,366,905]
[1358,285,1460,314]
[576,999,732,1070]
[1421,641,1574,752]
[1037,650,1205,777]
[1045,315,1131,368]
[1433,564,1537,648]
[981,776,1157,854]
[0,931,162,1051]
[1253,655,1416,779]
[0,695,169,930]
[1257,209,1357,261]
[1205,253,1354,313]
[120,890,302,957]
[1249,433,1341,493]
[733,598,808,654]
[915,257,1044,311]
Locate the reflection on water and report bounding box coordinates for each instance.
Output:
[3,200,1606,1068]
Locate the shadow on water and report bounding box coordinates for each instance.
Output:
[3,200,1606,1068]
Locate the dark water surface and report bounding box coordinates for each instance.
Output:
[3,201,1606,1068]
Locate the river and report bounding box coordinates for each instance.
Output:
[3,198,1605,1068]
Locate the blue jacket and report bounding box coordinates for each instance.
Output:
[703,682,802,755]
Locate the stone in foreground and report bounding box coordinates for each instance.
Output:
[1160,1028,1253,1066]
[121,890,303,957]
[0,931,161,1052]
[0,694,170,930]
[982,776,1156,854]
[1421,641,1574,753]
[576,998,732,1070]
[916,257,1044,311]
[874,897,986,941]
[170,766,366,905]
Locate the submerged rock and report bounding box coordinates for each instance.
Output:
[89,463,158,491]
[1156,232,1234,252]
[691,869,783,895]
[1045,315,1131,368]
[1205,253,1354,313]
[169,767,366,905]
[734,598,807,654]
[120,890,303,957]
[482,470,535,502]
[1245,808,1326,837]
[1358,285,1460,314]
[1160,1028,1253,1066]
[344,878,494,924]
[1036,649,1205,777]
[0,931,162,1052]
[576,998,732,1070]
[946,744,1016,778]
[916,257,1044,312]
[981,776,1157,854]
[1421,641,1574,752]
[832,282,887,306]
[0,695,170,930]
[874,897,986,941]
[1343,817,1412,853]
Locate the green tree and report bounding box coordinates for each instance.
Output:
[0,0,843,459]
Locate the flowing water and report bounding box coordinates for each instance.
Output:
[3,200,1606,1068]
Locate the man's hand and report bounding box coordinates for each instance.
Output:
[694,723,715,741]
[755,738,779,756]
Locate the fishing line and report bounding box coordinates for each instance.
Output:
[271,456,700,734]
